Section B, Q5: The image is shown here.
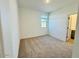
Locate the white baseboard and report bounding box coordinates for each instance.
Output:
[48,34,66,42]
[20,34,48,40]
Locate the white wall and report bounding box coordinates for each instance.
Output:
[19,8,48,39]
[0,0,20,58]
[49,3,78,41]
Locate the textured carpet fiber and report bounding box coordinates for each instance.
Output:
[18,35,72,58]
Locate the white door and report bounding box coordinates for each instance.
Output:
[67,16,72,40]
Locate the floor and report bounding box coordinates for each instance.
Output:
[18,35,72,58]
[67,39,74,45]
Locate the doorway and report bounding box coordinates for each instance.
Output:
[66,14,77,44]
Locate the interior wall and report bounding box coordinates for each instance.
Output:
[0,0,20,57]
[19,8,48,39]
[0,0,13,57]
[49,3,78,41]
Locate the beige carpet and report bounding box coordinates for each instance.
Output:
[18,35,72,58]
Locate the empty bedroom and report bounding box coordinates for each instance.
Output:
[0,0,79,58]
[17,0,79,58]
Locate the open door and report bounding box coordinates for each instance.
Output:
[67,16,72,41]
[66,14,77,44]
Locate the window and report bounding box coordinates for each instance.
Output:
[41,16,48,28]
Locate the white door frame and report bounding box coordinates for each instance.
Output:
[0,12,4,58]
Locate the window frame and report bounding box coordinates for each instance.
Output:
[41,16,48,28]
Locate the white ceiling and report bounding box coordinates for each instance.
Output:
[17,0,79,13]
